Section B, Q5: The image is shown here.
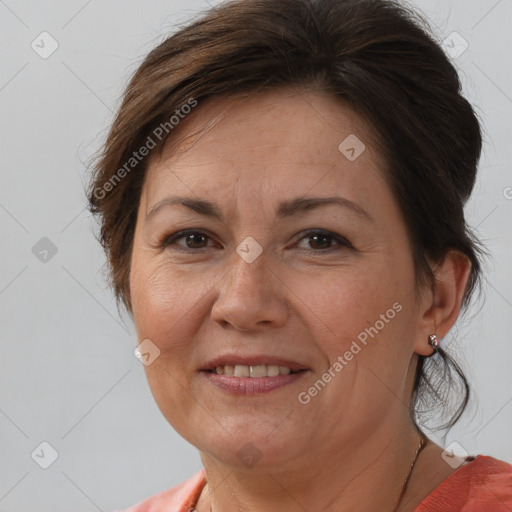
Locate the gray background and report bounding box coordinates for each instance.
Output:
[0,0,511,510]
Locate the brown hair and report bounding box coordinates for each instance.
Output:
[87,0,483,430]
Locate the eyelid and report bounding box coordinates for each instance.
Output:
[162,228,354,253]
[294,228,354,251]
[162,229,218,249]
[160,228,355,254]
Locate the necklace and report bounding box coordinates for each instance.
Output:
[392,435,427,512]
[207,436,427,512]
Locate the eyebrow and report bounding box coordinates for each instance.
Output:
[146,195,374,223]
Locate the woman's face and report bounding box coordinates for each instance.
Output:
[130,89,425,470]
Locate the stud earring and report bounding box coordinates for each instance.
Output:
[428,334,440,353]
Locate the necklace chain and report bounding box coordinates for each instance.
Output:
[207,436,427,512]
[392,435,427,512]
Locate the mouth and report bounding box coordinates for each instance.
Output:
[200,356,310,394]
[206,364,305,377]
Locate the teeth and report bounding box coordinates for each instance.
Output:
[234,365,250,377]
[214,364,295,377]
[267,365,280,376]
[250,365,267,378]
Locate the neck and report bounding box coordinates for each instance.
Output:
[197,418,425,512]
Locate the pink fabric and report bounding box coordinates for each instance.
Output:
[119,455,512,511]
[119,469,206,512]
[415,455,512,511]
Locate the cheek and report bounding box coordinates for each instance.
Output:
[130,259,207,434]
[293,261,404,331]
[130,257,214,352]
[292,257,416,377]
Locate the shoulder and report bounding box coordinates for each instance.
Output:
[115,469,206,512]
[416,455,512,512]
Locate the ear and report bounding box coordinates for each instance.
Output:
[413,250,472,356]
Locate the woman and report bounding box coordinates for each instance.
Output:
[88,0,512,510]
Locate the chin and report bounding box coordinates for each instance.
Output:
[189,419,304,470]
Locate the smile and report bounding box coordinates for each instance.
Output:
[201,365,309,395]
[209,364,300,377]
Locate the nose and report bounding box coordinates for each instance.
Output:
[211,251,289,331]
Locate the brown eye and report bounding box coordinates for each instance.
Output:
[184,232,209,248]
[296,230,352,252]
[163,230,213,250]
[308,233,333,250]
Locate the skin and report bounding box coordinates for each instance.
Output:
[129,88,471,512]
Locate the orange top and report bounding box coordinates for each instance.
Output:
[119,455,512,512]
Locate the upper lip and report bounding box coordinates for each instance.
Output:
[201,354,309,372]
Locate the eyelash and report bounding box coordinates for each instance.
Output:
[161,229,354,253]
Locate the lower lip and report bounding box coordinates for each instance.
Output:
[200,370,309,395]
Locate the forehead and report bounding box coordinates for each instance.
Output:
[142,88,386,205]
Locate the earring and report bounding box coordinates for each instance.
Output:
[428,334,440,353]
